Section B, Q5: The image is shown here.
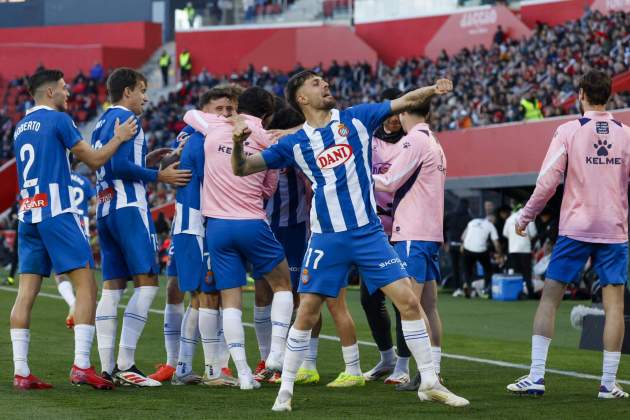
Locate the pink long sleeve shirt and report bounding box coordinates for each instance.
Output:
[183,110,278,220]
[373,122,446,243]
[372,135,399,236]
[518,111,630,243]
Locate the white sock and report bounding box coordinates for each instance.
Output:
[217,310,230,369]
[57,280,76,309]
[96,289,122,374]
[529,335,551,381]
[222,308,250,377]
[117,286,159,371]
[10,328,30,377]
[342,343,362,376]
[74,324,95,369]
[279,327,311,397]
[301,337,319,371]
[394,356,410,375]
[254,305,272,361]
[431,346,442,375]
[199,308,220,376]
[267,291,293,369]
[164,303,184,367]
[380,347,396,364]
[401,319,437,385]
[601,350,621,390]
[176,306,199,377]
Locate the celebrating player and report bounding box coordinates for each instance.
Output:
[373,93,446,390]
[54,168,96,329]
[10,69,137,390]
[184,87,294,390]
[507,70,629,399]
[92,68,191,387]
[230,70,469,410]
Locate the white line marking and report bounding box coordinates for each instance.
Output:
[1,286,627,385]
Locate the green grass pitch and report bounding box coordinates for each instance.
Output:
[0,275,628,419]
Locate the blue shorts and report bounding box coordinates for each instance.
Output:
[298,222,408,298]
[97,207,159,281]
[166,241,177,277]
[266,222,308,290]
[172,233,216,293]
[546,236,628,286]
[394,240,441,284]
[206,218,286,291]
[19,213,94,277]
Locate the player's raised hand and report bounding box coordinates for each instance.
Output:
[157,161,192,186]
[114,116,138,142]
[434,79,453,95]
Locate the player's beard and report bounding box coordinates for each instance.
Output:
[321,95,337,110]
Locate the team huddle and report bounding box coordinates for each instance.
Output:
[9,66,629,411]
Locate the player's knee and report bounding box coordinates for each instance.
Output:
[166,278,184,304]
[396,294,421,318]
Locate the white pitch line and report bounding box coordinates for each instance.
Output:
[1,285,627,385]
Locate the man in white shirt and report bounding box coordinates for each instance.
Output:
[503,208,537,298]
[461,215,502,298]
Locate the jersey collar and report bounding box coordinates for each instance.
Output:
[583,111,613,119]
[109,105,132,112]
[26,105,55,115]
[303,109,340,137]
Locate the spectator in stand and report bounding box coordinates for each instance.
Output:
[444,199,472,297]
[90,61,104,82]
[521,91,544,120]
[503,205,537,298]
[493,25,505,45]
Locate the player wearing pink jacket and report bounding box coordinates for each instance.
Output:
[373,98,446,390]
[507,70,629,399]
[183,87,294,391]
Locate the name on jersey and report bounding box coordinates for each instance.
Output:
[316,144,353,169]
[19,193,48,212]
[97,187,115,204]
[14,120,41,139]
[217,144,255,157]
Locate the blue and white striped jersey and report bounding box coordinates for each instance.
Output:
[70,172,95,217]
[261,102,391,233]
[91,105,158,218]
[14,106,82,224]
[173,127,205,236]
[265,167,309,228]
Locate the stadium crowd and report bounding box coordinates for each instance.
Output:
[2,9,630,165]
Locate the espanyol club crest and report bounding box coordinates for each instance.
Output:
[337,123,349,137]
[301,268,310,284]
[316,144,353,169]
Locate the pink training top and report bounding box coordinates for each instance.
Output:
[372,135,400,236]
[183,110,278,220]
[373,122,446,243]
[518,111,630,243]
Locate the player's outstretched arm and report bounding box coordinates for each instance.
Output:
[390,79,453,114]
[231,119,268,176]
[71,116,138,171]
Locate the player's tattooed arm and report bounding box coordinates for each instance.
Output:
[390,79,453,114]
[231,117,268,176]
[72,116,138,171]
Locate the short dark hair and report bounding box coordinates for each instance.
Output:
[199,85,238,108]
[579,70,612,106]
[380,87,402,102]
[27,69,64,97]
[285,70,318,113]
[107,67,147,103]
[267,103,305,130]
[403,87,431,118]
[237,86,275,119]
